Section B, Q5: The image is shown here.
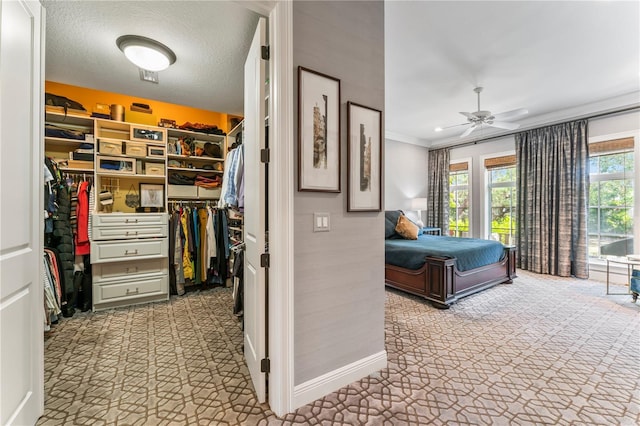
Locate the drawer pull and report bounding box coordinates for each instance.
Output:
[126,267,139,274]
[125,231,139,236]
[126,287,139,295]
[124,249,139,255]
[125,218,139,223]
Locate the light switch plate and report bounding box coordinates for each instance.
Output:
[313,212,330,232]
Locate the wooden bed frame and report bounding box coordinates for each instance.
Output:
[385,246,517,309]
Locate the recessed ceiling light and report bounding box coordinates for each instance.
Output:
[116,35,176,72]
[434,127,443,132]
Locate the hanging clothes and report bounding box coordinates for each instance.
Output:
[180,209,194,281]
[75,180,91,255]
[218,144,244,209]
[232,248,244,316]
[173,210,186,295]
[198,208,208,280]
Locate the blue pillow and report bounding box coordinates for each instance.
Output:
[384,210,403,239]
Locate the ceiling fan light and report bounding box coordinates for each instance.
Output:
[117,35,176,72]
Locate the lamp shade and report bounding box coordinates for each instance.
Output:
[411,197,428,211]
[117,35,176,72]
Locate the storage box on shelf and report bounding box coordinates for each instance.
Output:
[44,111,95,172]
[90,212,169,311]
[166,127,226,200]
[94,119,167,215]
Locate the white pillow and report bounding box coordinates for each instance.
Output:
[403,210,424,229]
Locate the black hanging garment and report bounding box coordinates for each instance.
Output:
[50,184,77,317]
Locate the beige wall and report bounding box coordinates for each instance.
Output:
[293,1,385,385]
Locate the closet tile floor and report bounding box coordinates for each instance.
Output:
[39,287,277,425]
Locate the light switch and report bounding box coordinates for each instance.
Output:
[313,212,330,232]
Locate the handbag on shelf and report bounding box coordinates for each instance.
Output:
[125,184,140,208]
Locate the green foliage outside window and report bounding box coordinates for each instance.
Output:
[489,166,517,244]
[588,151,634,257]
[449,170,469,237]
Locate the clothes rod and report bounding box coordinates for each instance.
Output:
[432,104,640,151]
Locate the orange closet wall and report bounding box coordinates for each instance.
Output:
[45,81,232,132]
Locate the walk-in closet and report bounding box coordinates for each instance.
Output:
[35,1,267,423]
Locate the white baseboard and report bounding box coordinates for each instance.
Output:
[292,350,387,410]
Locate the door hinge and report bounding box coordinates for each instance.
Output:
[261,358,270,373]
[261,45,270,60]
[260,253,270,268]
[260,148,270,163]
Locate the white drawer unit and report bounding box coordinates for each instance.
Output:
[93,258,168,282]
[93,213,166,227]
[99,275,167,300]
[93,275,169,311]
[92,224,167,241]
[90,212,169,311]
[90,238,168,264]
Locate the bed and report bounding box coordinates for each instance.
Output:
[385,210,516,308]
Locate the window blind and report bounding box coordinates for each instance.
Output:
[484,155,516,169]
[589,137,634,154]
[449,162,468,172]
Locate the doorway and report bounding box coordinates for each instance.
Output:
[38,0,290,422]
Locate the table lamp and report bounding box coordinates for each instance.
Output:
[411,197,427,227]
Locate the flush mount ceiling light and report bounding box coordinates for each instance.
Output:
[116,35,176,72]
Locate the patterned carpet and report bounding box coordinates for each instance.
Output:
[38,271,640,425]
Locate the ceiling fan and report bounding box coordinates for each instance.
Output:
[435,87,528,138]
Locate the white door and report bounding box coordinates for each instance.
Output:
[243,16,267,403]
[0,0,45,424]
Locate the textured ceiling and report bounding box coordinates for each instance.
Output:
[43,1,640,143]
[385,1,640,147]
[43,0,261,116]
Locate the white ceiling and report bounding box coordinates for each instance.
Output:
[385,1,640,147]
[43,1,640,145]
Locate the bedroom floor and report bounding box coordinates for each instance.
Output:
[38,271,639,425]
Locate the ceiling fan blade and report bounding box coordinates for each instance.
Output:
[460,125,477,138]
[488,121,520,130]
[492,108,528,121]
[459,111,475,119]
[436,122,469,131]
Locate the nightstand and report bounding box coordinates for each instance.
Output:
[422,227,441,235]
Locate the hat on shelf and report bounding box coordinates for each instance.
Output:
[203,142,221,158]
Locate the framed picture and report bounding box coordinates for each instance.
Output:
[298,66,341,192]
[139,183,164,209]
[347,102,382,212]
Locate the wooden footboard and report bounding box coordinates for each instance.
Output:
[385,246,517,309]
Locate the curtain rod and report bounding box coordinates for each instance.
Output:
[432,104,640,151]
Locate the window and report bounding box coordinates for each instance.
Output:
[485,155,517,245]
[449,162,470,237]
[588,137,635,257]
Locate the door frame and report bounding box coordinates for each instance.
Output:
[240,0,294,416]
[25,0,295,419]
[266,0,294,417]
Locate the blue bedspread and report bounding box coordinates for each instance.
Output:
[385,235,505,272]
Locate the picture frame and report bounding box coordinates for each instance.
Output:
[347,102,382,212]
[139,183,164,209]
[298,66,341,192]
